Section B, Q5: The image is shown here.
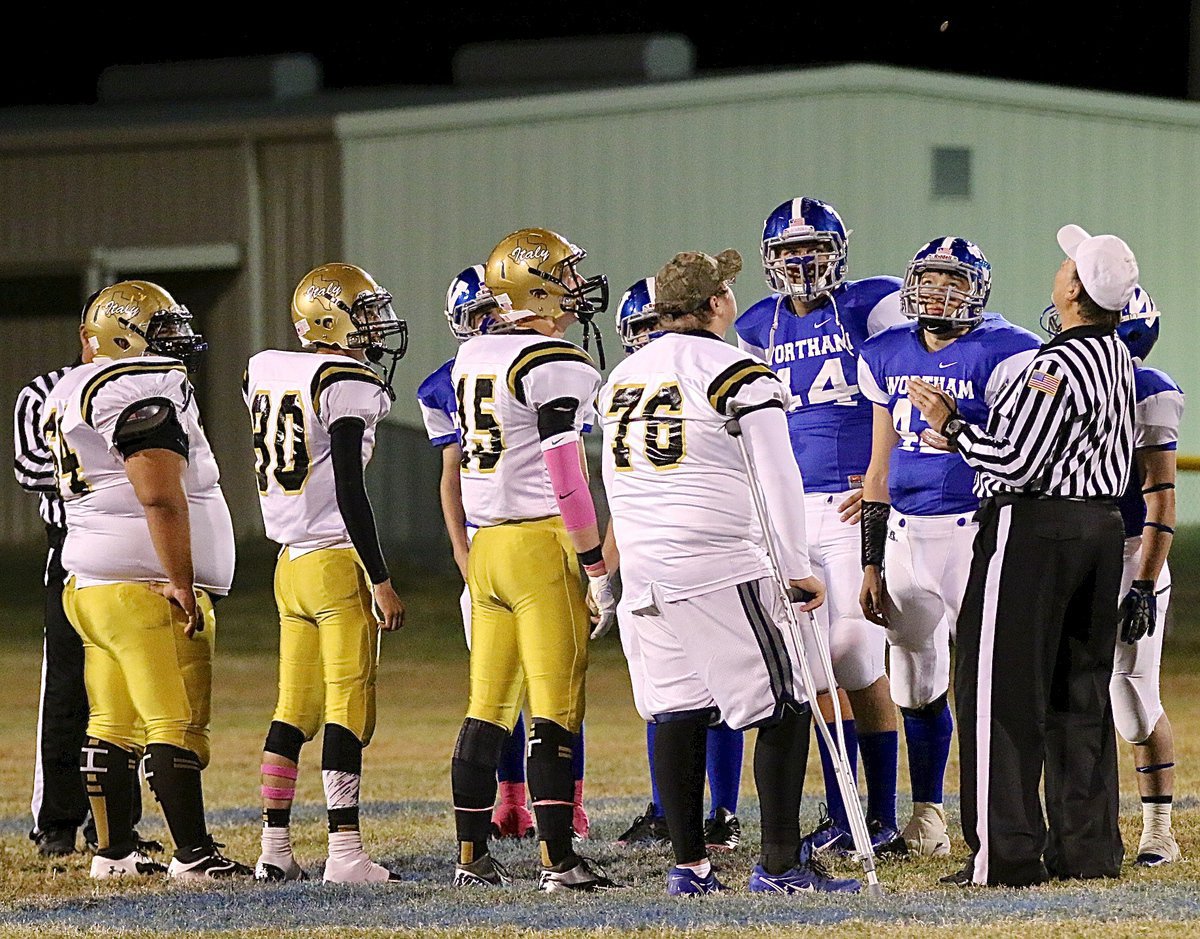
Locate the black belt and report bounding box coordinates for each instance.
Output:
[989,492,1117,507]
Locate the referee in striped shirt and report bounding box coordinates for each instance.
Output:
[909,226,1138,887]
[14,363,89,855]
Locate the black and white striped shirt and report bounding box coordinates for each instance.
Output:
[956,325,1134,499]
[13,366,72,528]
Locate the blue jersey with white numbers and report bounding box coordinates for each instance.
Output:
[1119,366,1184,538]
[858,314,1042,516]
[735,276,903,492]
[416,358,459,447]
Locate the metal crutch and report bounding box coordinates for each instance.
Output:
[725,412,883,897]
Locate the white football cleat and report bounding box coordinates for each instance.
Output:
[1136,828,1181,867]
[90,849,167,879]
[901,802,951,858]
[255,854,307,881]
[167,839,254,879]
[323,852,401,883]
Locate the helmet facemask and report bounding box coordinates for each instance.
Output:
[341,290,408,398]
[618,304,659,353]
[761,234,847,304]
[128,305,208,372]
[901,262,986,335]
[531,251,610,367]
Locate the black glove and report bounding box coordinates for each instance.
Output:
[1118,579,1157,644]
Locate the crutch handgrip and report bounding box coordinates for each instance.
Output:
[786,586,816,603]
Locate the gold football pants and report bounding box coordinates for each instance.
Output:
[466,516,589,733]
[63,579,215,767]
[272,547,379,744]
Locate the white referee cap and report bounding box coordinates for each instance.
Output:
[1057,224,1139,313]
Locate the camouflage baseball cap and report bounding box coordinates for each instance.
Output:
[653,249,743,314]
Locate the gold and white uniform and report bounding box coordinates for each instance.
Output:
[452,333,600,732]
[244,349,391,742]
[44,355,233,764]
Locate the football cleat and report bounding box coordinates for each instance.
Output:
[901,802,951,858]
[1135,829,1181,867]
[491,801,536,840]
[616,803,670,846]
[801,806,853,856]
[539,856,626,893]
[255,855,307,882]
[749,844,861,895]
[453,853,512,887]
[323,852,401,883]
[868,819,909,858]
[134,832,165,854]
[167,839,253,880]
[34,827,76,857]
[939,858,977,886]
[91,849,167,879]
[667,864,726,895]
[703,808,741,852]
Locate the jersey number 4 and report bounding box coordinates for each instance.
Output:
[607,382,685,471]
[42,408,89,495]
[251,391,311,494]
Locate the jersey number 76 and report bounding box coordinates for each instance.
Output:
[606,382,685,471]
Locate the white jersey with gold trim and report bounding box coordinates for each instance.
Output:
[452,332,600,528]
[244,349,391,555]
[600,331,795,608]
[44,355,235,594]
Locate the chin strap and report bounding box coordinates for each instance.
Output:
[578,316,606,369]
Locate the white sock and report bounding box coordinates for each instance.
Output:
[681,859,712,878]
[261,825,294,860]
[328,829,367,860]
[1142,801,1173,837]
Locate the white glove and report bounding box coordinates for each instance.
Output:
[586,571,617,640]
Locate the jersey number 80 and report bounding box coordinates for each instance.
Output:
[250,391,311,494]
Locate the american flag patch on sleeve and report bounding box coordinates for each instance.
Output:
[1027,370,1062,396]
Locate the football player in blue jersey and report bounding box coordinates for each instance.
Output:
[609,279,745,852]
[856,238,1041,856]
[417,266,591,841]
[736,197,907,853]
[1043,280,1182,866]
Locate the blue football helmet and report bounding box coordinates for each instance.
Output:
[616,277,660,354]
[444,264,500,340]
[761,197,850,302]
[900,237,991,333]
[1117,285,1159,363]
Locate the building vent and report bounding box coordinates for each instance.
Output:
[932,146,972,198]
[453,34,695,88]
[98,54,322,105]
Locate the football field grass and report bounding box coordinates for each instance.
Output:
[0,535,1199,938]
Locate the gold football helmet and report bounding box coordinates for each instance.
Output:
[484,228,608,324]
[81,280,207,370]
[291,263,408,393]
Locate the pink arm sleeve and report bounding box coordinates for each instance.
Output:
[542,434,597,533]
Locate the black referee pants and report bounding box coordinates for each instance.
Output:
[955,497,1124,886]
[33,525,89,836]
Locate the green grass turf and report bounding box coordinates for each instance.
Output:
[0,533,1196,936]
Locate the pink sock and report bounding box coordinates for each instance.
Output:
[499,781,527,807]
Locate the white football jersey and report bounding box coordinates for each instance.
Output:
[452,332,600,528]
[44,356,235,594]
[601,331,793,608]
[244,349,391,555]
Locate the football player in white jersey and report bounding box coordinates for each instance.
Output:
[602,249,859,896]
[46,281,250,880]
[246,263,407,884]
[449,228,618,893]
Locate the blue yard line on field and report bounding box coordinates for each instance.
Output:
[2,881,1200,931]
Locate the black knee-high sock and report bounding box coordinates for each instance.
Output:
[653,716,709,866]
[755,704,812,874]
[143,744,208,860]
[451,718,507,864]
[527,719,576,868]
[81,738,137,859]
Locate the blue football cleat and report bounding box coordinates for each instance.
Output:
[868,819,909,858]
[801,807,853,856]
[749,842,861,894]
[667,865,726,895]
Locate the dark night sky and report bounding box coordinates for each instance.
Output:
[6,5,1193,108]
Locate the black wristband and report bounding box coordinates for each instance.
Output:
[861,500,890,569]
[578,545,604,568]
[1132,579,1154,591]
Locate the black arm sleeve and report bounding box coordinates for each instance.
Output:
[861,500,890,569]
[536,396,581,441]
[330,417,390,585]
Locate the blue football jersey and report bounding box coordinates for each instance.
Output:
[416,358,458,448]
[736,276,904,492]
[1119,366,1184,538]
[858,314,1042,516]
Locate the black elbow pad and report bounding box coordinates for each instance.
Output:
[536,397,580,441]
[114,398,188,459]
